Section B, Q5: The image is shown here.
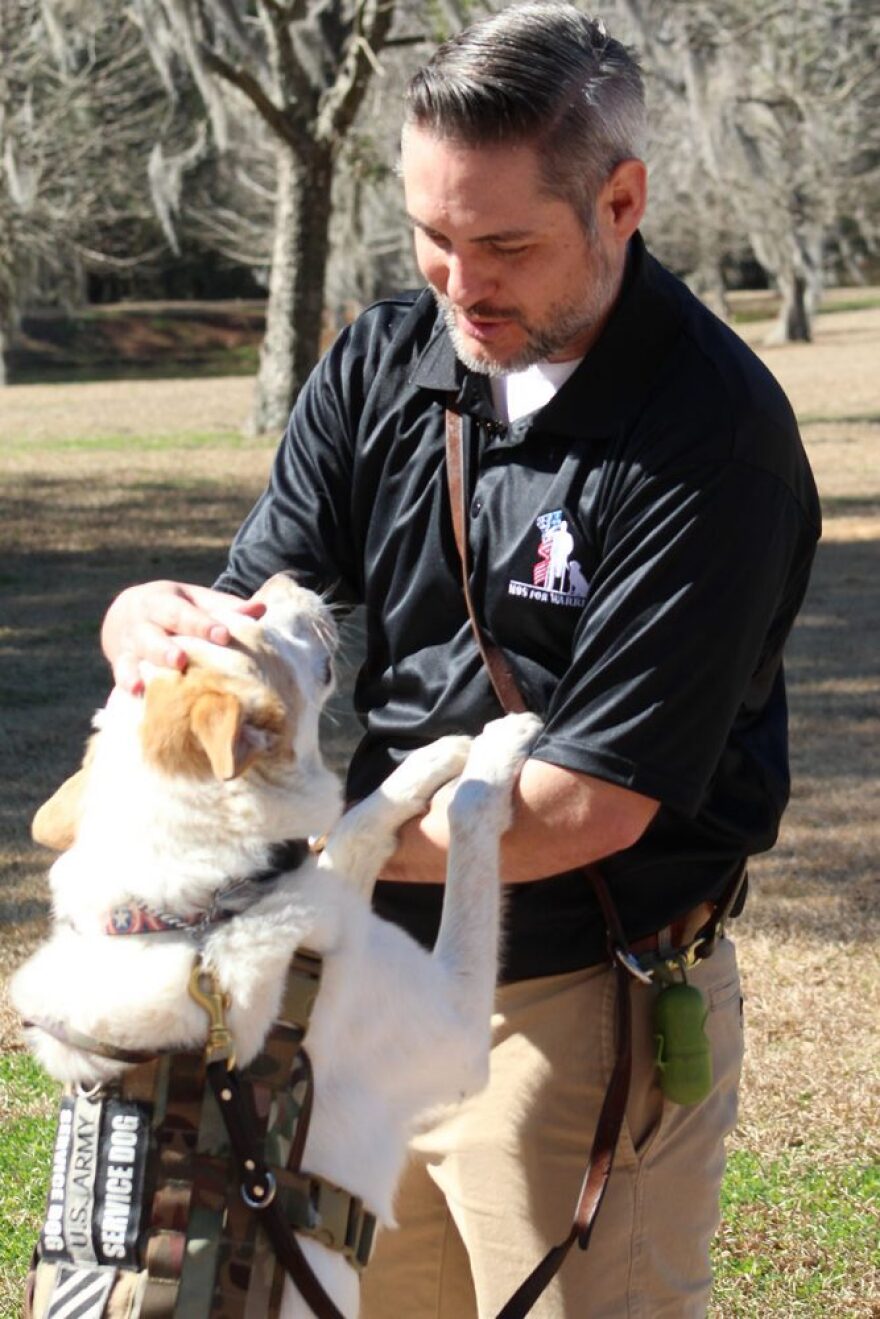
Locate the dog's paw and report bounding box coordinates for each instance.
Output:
[463,713,542,787]
[382,735,473,810]
[449,714,542,835]
[318,736,472,900]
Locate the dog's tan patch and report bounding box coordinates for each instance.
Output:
[32,767,87,850]
[32,737,98,850]
[190,690,247,781]
[142,668,290,782]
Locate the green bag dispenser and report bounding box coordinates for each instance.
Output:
[653,981,713,1106]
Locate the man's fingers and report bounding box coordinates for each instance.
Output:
[113,651,146,696]
[186,584,267,621]
[127,620,188,669]
[147,591,227,642]
[102,580,269,681]
[151,587,268,646]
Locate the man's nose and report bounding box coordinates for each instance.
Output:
[445,252,496,308]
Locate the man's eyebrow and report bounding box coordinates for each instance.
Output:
[407,215,535,243]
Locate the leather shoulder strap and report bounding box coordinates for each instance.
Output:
[445,407,527,714]
[444,406,634,1319]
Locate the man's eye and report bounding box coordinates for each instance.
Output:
[418,228,451,251]
[492,244,529,257]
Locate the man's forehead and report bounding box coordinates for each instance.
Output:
[400,125,567,228]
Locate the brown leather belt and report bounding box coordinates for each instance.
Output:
[629,900,715,958]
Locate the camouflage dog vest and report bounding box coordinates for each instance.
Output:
[25,950,376,1319]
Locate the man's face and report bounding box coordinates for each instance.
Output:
[401,124,621,374]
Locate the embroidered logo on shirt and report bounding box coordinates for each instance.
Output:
[508,510,590,607]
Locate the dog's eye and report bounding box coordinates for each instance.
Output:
[321,656,333,687]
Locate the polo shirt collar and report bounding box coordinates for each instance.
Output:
[410,232,685,440]
[409,314,498,421]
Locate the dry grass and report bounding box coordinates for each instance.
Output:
[0,297,878,1315]
[0,375,254,444]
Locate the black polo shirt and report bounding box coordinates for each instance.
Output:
[216,234,820,981]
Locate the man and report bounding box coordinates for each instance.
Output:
[102,4,820,1314]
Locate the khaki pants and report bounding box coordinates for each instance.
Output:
[361,937,743,1319]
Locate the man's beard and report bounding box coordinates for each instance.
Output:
[434,248,619,376]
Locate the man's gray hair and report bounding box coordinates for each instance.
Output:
[405,2,645,227]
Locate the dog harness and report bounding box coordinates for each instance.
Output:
[26,948,376,1319]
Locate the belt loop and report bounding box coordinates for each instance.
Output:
[655,925,673,959]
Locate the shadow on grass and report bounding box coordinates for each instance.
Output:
[785,538,880,720]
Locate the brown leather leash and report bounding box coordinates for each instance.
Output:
[205,1050,349,1319]
[193,953,357,1319]
[445,408,528,715]
[445,405,634,1317]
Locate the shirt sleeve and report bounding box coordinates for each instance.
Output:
[214,327,362,605]
[530,454,817,816]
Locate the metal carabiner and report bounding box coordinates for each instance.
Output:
[188,962,236,1070]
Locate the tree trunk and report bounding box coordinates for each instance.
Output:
[766,270,812,344]
[0,204,14,388]
[249,139,335,435]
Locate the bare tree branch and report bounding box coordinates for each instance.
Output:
[318,0,396,144]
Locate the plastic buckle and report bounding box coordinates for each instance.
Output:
[614,947,653,985]
[312,1180,351,1253]
[346,1201,377,1270]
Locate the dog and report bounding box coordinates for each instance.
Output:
[11,572,540,1317]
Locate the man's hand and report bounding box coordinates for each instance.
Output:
[101,581,266,695]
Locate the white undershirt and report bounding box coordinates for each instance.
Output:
[490,357,583,424]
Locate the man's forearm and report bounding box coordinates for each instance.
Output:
[380,757,659,885]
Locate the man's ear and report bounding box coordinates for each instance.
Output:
[598,157,647,244]
[189,690,260,782]
[32,765,90,851]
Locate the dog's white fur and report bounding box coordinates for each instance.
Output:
[11,573,540,1318]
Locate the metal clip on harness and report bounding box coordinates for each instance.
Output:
[188,963,236,1069]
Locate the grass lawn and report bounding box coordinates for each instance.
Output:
[0,1056,59,1287]
[1,302,878,1316]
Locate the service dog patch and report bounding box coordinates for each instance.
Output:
[39,1095,150,1269]
[41,1096,75,1260]
[93,1101,151,1266]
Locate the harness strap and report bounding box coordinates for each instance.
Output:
[21,1018,172,1066]
[274,1166,376,1269]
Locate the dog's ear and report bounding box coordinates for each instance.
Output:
[190,690,262,782]
[32,735,98,850]
[32,766,89,851]
[143,672,285,781]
